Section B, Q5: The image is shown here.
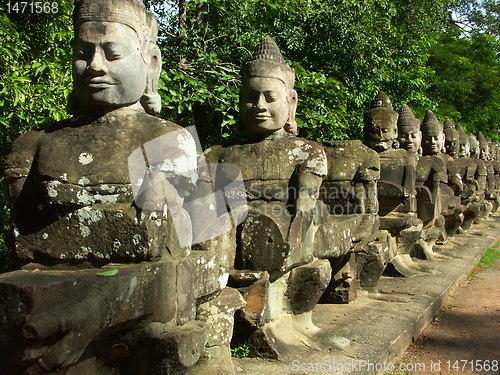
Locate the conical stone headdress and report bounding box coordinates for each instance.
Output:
[443,119,458,138]
[469,134,479,149]
[421,110,443,133]
[478,132,489,148]
[74,0,158,48]
[242,36,295,91]
[397,104,420,130]
[370,91,394,111]
[456,124,469,144]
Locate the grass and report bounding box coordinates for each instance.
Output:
[386,369,414,375]
[467,273,484,281]
[231,344,251,358]
[476,246,500,270]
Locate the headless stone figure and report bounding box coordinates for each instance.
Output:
[421,111,464,237]
[202,37,341,360]
[398,105,447,260]
[363,91,424,276]
[2,1,242,374]
[318,140,382,299]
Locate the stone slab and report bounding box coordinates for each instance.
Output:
[234,213,500,375]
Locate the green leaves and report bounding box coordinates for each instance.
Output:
[425,31,500,140]
[96,269,119,277]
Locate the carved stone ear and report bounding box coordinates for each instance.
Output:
[285,89,298,134]
[140,44,162,115]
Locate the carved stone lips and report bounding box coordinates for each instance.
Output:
[86,78,116,88]
[254,115,272,120]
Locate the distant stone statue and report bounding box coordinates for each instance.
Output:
[420,111,465,236]
[203,36,342,359]
[453,124,490,224]
[363,92,424,275]
[1,1,243,374]
[318,139,382,300]
[397,104,422,155]
[398,105,446,259]
[443,119,460,159]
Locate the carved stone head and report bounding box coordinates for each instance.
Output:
[469,134,480,159]
[443,119,459,158]
[456,124,470,158]
[363,91,399,152]
[70,0,162,116]
[397,104,421,154]
[240,36,298,137]
[478,132,490,160]
[421,110,444,156]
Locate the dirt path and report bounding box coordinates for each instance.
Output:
[391,242,500,375]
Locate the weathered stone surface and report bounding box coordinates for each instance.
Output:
[286,259,331,314]
[356,230,394,291]
[319,254,357,304]
[120,321,208,375]
[321,140,380,214]
[315,214,379,259]
[1,2,240,375]
[6,113,197,265]
[189,288,246,375]
[0,261,176,374]
[364,93,425,280]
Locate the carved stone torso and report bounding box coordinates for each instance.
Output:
[204,134,327,272]
[376,149,417,216]
[321,140,379,214]
[415,155,447,188]
[206,135,327,206]
[6,111,197,264]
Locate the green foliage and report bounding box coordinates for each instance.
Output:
[96,269,119,276]
[477,247,500,270]
[0,1,74,272]
[425,30,500,140]
[230,344,250,358]
[450,0,500,38]
[151,0,452,143]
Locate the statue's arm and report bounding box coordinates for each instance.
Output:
[4,130,42,204]
[402,155,416,197]
[296,173,323,213]
[296,145,327,213]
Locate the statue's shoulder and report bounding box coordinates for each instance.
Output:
[5,128,44,172]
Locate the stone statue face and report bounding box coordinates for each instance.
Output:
[240,77,289,135]
[398,129,421,153]
[73,22,148,114]
[445,133,459,157]
[470,141,480,158]
[480,144,490,160]
[459,139,470,158]
[365,118,397,152]
[421,129,444,155]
